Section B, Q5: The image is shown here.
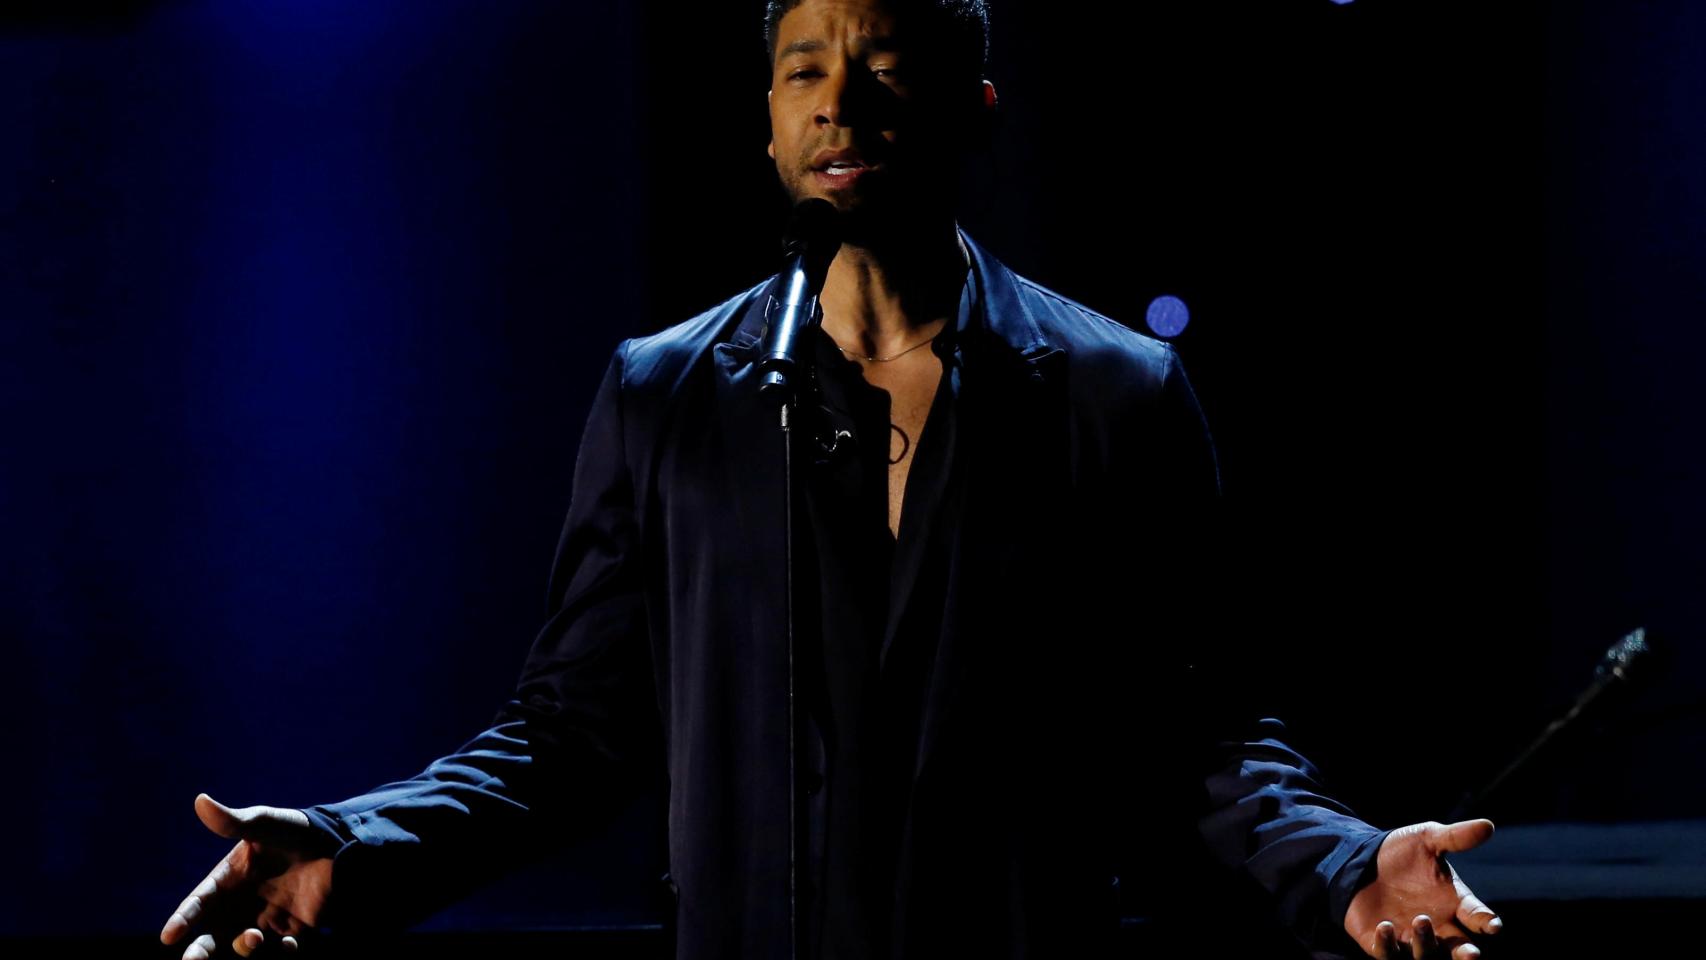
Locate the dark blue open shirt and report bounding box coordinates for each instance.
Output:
[795,261,972,960]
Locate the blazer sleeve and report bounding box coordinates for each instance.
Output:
[1146,343,1390,960]
[298,338,664,934]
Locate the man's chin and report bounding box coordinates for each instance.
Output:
[785,187,891,224]
[792,186,864,211]
[779,181,943,246]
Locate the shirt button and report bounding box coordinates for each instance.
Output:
[804,771,824,796]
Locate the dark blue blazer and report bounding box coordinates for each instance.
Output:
[305,227,1390,959]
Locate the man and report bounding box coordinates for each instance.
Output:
[159,1,1505,958]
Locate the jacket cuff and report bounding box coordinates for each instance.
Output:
[300,806,356,852]
[1328,827,1390,923]
[296,804,403,934]
[1313,826,1391,959]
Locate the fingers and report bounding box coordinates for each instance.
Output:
[1452,871,1503,937]
[1432,818,1495,853]
[177,922,301,959]
[230,926,302,957]
[1455,894,1503,936]
[1369,914,1487,960]
[1410,915,1438,959]
[1374,920,1403,960]
[234,928,299,956]
[257,900,309,938]
[162,840,249,945]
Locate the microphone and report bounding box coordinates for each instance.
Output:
[758,198,841,408]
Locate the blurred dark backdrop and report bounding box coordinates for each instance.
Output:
[2,0,1700,952]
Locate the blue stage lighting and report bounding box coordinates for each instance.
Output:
[1145,295,1190,338]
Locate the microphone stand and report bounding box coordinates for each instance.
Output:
[783,386,802,960]
[766,304,819,960]
[755,198,838,960]
[1448,626,1656,821]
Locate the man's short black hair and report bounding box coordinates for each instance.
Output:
[763,0,990,91]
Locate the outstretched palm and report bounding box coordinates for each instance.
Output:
[1343,819,1504,960]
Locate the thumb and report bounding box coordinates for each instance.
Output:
[194,793,243,838]
[194,793,312,848]
[1432,818,1495,854]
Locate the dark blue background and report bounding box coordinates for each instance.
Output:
[2,0,1699,944]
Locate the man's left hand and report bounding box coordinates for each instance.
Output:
[1343,819,1504,959]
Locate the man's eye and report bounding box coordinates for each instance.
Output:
[790,69,821,81]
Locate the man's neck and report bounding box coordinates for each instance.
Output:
[816,219,969,361]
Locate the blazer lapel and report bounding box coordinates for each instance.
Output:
[711,284,787,571]
[710,282,838,765]
[908,232,1067,788]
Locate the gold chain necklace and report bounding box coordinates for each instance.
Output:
[833,328,943,363]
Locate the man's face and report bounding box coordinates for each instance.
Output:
[767,0,971,232]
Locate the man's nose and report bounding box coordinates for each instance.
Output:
[814,64,877,128]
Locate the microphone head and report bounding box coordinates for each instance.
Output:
[1595,625,1658,683]
[782,198,841,259]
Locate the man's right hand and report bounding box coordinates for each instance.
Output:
[160,794,338,958]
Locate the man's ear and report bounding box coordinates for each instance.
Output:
[971,79,1000,150]
[767,90,775,160]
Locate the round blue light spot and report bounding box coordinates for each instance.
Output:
[1145,295,1190,338]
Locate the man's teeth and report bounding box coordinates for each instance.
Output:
[827,163,859,171]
